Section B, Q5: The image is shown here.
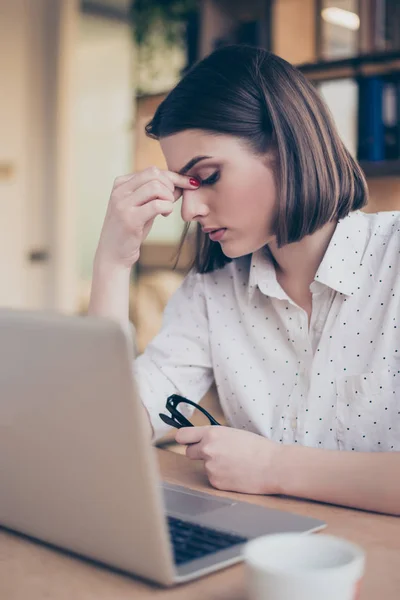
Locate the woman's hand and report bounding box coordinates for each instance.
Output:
[176,427,400,514]
[175,426,283,495]
[95,166,199,270]
[88,167,198,326]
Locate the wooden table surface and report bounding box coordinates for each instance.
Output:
[1,448,400,599]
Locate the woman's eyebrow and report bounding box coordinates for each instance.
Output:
[179,155,212,175]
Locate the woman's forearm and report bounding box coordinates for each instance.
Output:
[278,444,400,515]
[88,255,155,439]
[88,254,132,330]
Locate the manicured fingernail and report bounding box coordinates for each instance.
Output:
[189,177,200,188]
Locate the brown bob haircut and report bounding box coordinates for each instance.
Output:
[146,45,368,274]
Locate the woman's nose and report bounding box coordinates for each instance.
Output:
[181,190,209,223]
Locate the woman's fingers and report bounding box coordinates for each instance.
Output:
[117,167,175,195]
[138,198,175,224]
[185,442,205,461]
[115,167,199,200]
[167,170,200,191]
[131,179,175,207]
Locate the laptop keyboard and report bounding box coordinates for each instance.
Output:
[167,516,248,565]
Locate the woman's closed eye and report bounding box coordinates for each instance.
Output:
[199,170,220,186]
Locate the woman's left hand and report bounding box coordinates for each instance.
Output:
[175,426,283,495]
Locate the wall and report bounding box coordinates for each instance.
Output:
[0,0,33,308]
[0,0,79,311]
[73,13,135,284]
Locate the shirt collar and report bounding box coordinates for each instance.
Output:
[248,211,369,300]
[248,247,287,300]
[313,210,369,296]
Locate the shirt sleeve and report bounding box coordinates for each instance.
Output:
[133,269,214,442]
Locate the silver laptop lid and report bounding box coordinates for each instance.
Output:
[0,310,175,585]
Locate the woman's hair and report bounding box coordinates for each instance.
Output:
[146,45,368,274]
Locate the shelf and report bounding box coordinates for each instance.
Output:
[298,50,400,82]
[81,1,131,22]
[359,160,400,178]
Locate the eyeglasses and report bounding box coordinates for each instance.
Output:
[159,394,221,429]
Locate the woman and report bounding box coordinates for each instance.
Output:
[89,45,400,515]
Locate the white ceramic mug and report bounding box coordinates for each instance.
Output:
[244,533,365,600]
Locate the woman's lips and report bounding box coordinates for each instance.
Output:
[208,228,227,242]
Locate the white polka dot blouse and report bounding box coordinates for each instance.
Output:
[134,210,400,451]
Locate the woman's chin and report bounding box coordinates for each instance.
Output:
[220,241,254,259]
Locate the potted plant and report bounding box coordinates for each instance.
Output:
[129,0,198,52]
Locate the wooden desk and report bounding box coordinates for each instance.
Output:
[1,449,400,599]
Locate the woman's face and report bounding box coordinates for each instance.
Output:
[160,130,277,258]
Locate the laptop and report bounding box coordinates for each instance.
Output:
[0,309,325,586]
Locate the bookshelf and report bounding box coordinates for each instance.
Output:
[198,3,400,182]
[299,52,400,182]
[359,159,400,178]
[293,5,400,187]
[298,49,400,82]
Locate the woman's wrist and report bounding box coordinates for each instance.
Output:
[270,442,309,497]
[260,439,295,496]
[92,249,133,280]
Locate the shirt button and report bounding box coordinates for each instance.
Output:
[291,418,297,430]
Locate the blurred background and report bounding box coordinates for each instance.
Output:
[1,0,400,348]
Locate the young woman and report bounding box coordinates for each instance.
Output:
[89,45,400,515]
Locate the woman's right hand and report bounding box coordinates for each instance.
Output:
[94,166,199,270]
